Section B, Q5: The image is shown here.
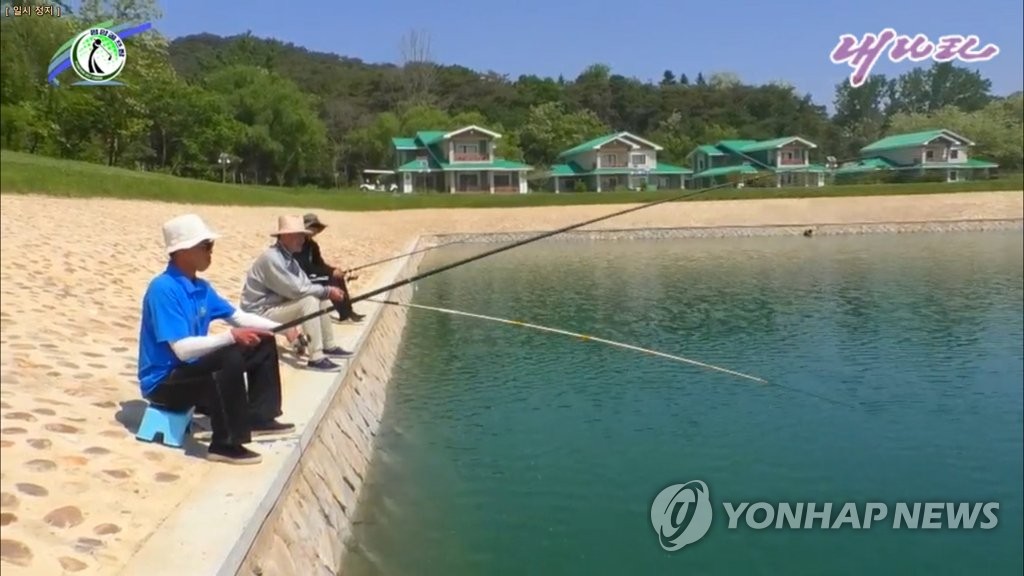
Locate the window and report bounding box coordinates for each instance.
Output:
[785,152,793,160]
[603,153,618,166]
[697,158,705,171]
[926,150,934,160]
[631,154,647,165]
[456,144,478,154]
[950,149,959,159]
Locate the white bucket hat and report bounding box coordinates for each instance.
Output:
[270,215,312,236]
[162,214,221,254]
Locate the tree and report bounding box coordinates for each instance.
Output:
[679,73,689,86]
[567,63,613,125]
[143,69,239,175]
[609,75,658,134]
[514,74,564,110]
[648,110,696,164]
[708,72,742,89]
[77,0,164,22]
[695,72,706,86]
[398,28,437,107]
[891,63,993,115]
[517,101,609,166]
[832,74,897,158]
[660,70,676,85]
[204,65,329,185]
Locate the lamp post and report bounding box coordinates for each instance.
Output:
[217,152,231,183]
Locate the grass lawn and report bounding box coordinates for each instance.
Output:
[2,150,1021,211]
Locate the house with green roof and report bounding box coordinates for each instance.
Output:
[834,129,998,182]
[391,125,533,193]
[686,136,828,188]
[542,132,693,192]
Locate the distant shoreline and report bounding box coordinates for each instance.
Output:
[427,218,1024,244]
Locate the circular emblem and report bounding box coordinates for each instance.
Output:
[70,28,127,83]
[651,480,713,552]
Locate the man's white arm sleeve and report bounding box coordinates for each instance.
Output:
[227,310,281,331]
[169,332,236,362]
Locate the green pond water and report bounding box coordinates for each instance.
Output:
[341,231,1024,576]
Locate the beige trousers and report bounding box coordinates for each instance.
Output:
[262,296,337,361]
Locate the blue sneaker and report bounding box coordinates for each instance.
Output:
[323,346,353,358]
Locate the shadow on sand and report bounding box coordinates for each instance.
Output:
[115,399,212,460]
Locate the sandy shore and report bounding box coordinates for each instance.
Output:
[1,190,1021,574]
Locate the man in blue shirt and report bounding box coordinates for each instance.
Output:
[138,214,299,465]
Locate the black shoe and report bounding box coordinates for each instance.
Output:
[251,419,296,437]
[307,357,342,371]
[323,346,352,358]
[347,312,366,323]
[207,444,262,465]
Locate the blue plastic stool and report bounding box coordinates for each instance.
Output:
[135,404,195,448]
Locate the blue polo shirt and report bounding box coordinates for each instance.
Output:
[137,263,236,396]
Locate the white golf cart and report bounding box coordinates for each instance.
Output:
[358,169,399,192]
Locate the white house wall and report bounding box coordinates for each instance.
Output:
[923,143,969,163]
[571,150,598,171]
[629,149,658,169]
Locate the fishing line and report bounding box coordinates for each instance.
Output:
[371,298,858,408]
[370,298,767,383]
[272,162,846,334]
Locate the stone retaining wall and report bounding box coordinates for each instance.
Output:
[234,253,421,576]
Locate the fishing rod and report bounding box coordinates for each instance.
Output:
[370,298,767,383]
[342,238,468,275]
[272,157,850,334]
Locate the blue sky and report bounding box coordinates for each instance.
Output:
[151,0,1022,111]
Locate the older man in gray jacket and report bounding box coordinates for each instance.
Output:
[240,215,351,371]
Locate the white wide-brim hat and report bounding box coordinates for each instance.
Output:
[162,214,221,254]
[270,215,313,236]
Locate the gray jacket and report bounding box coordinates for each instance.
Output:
[239,243,329,314]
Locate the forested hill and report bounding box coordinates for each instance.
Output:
[1,6,1021,188]
[168,33,400,109]
[164,32,845,166]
